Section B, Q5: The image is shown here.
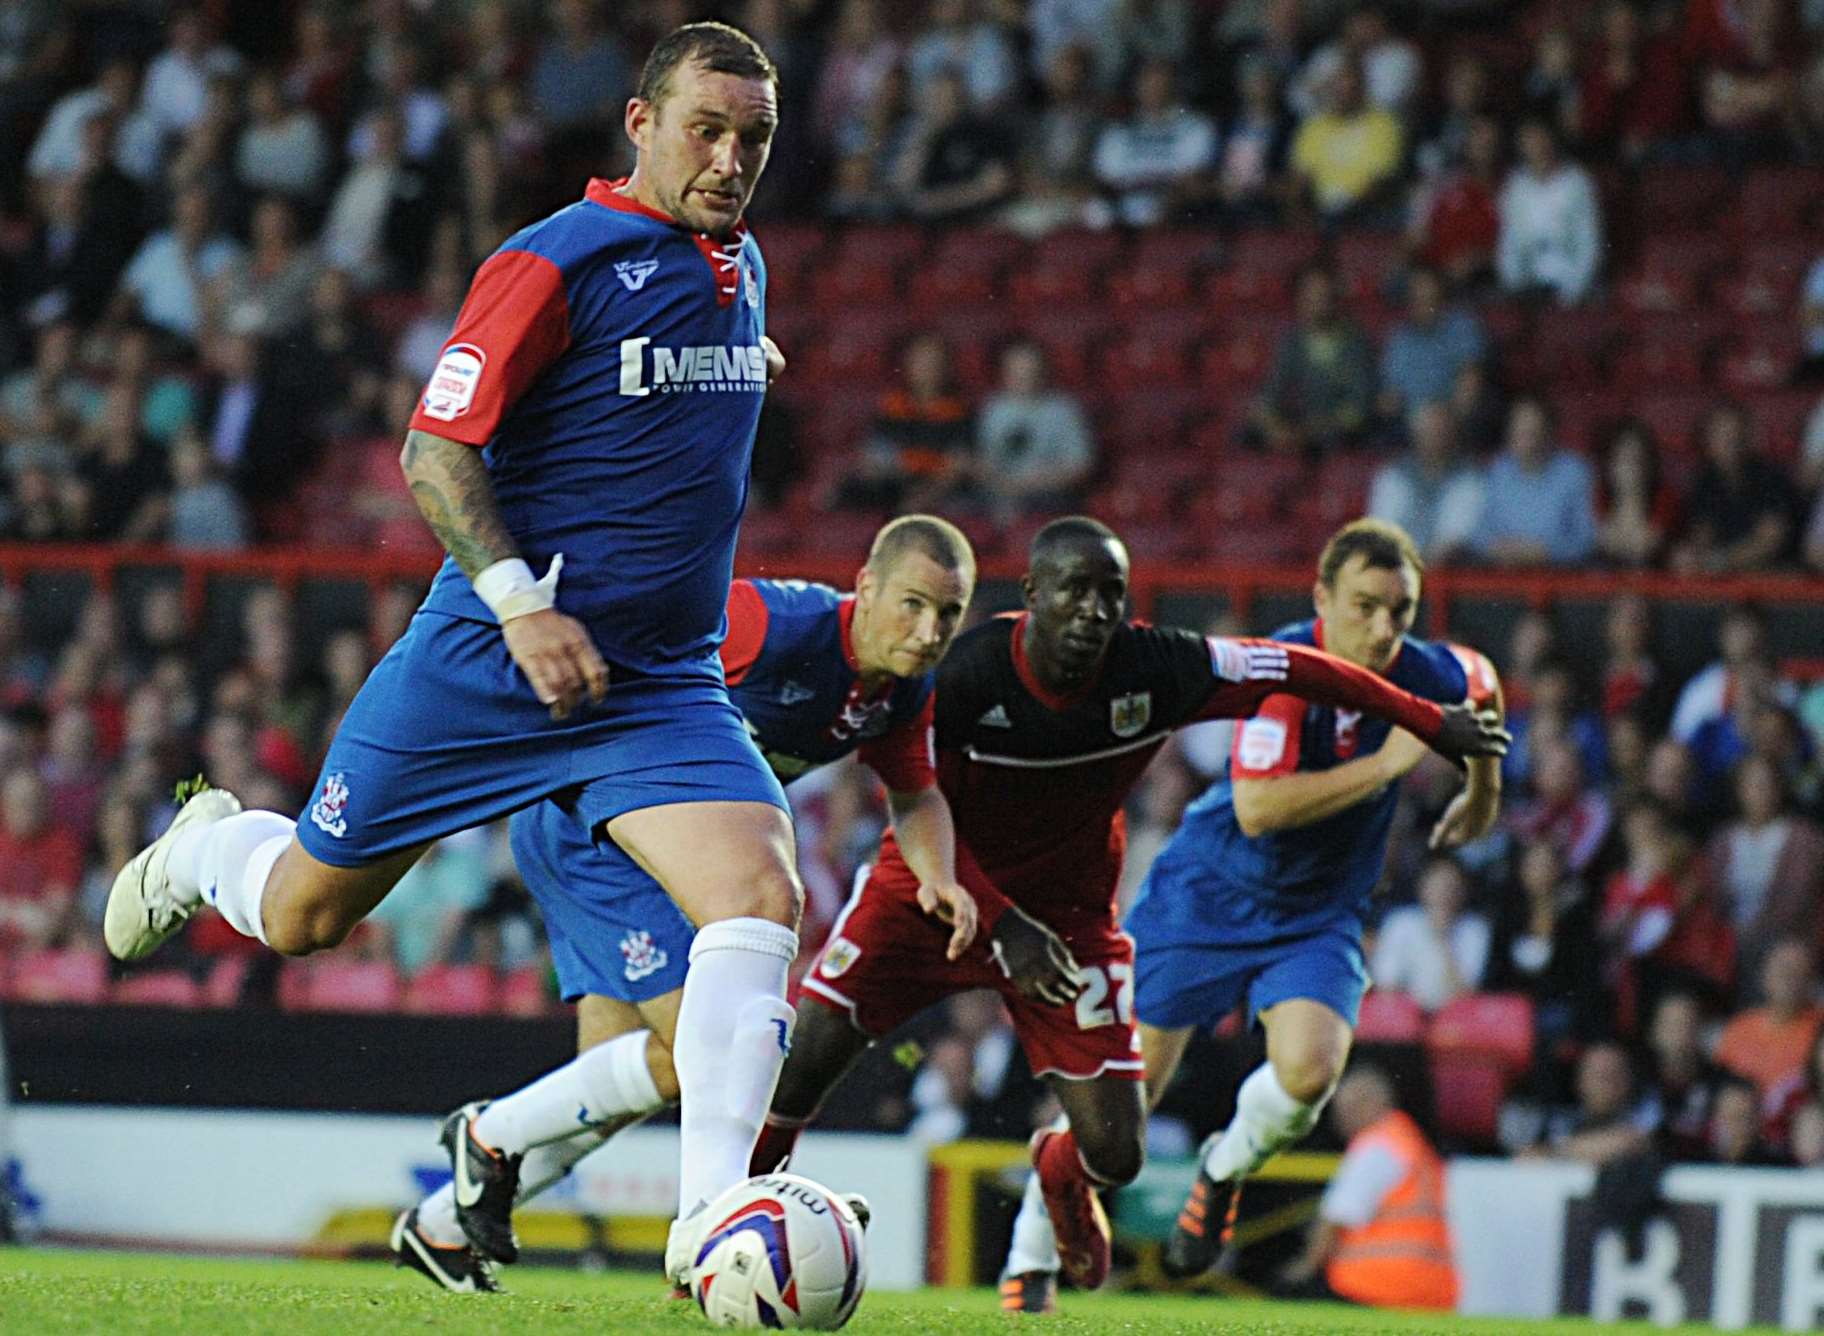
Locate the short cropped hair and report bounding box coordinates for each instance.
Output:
[1030,515,1121,567]
[637,21,777,110]
[1318,518,1423,588]
[868,514,976,585]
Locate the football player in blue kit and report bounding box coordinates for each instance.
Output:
[996,519,1504,1307]
[392,517,1072,1292]
[101,22,818,1288]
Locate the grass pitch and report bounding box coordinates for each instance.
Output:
[0,1248,1779,1334]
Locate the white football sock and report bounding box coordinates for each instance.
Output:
[672,916,797,1216]
[414,1123,625,1250]
[1004,1169,1060,1276]
[474,1029,664,1154]
[1202,1063,1326,1182]
[185,810,293,945]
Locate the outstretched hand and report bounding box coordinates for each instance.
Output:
[1431,704,1510,762]
[990,906,1084,1008]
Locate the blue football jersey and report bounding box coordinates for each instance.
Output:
[411,177,768,676]
[1127,621,1473,946]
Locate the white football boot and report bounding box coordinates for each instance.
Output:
[665,1207,706,1297]
[104,779,242,960]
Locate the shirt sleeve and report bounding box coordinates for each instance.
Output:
[408,248,572,445]
[1230,692,1307,779]
[719,580,770,687]
[1445,643,1501,711]
[1197,638,1446,741]
[1320,1142,1408,1227]
[859,691,936,793]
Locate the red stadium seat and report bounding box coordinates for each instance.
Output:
[1007,257,1098,307]
[403,963,499,1016]
[833,224,928,269]
[809,260,899,309]
[1629,390,1714,453]
[112,969,202,1008]
[204,954,253,1007]
[1609,337,1707,392]
[500,964,557,1017]
[1715,335,1802,394]
[1427,991,1535,1076]
[1734,168,1824,236]
[1355,988,1426,1043]
[1429,1051,1509,1145]
[280,958,403,1013]
[1107,259,1196,308]
[7,948,108,1003]
[1225,230,1322,281]
[1332,233,1402,301]
[1630,166,1735,234]
[1746,388,1815,462]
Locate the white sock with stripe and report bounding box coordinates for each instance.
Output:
[1202,1063,1325,1182]
[180,810,294,945]
[472,1029,663,1154]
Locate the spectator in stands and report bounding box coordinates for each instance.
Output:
[1471,396,1597,566]
[1694,0,1799,161]
[217,196,320,340]
[812,0,902,157]
[892,68,1014,222]
[234,68,329,204]
[1115,0,1196,72]
[1707,1077,1784,1164]
[1523,27,1581,137]
[1672,402,1801,574]
[1600,594,1666,725]
[1715,937,1823,1093]
[195,326,318,512]
[114,182,242,349]
[1496,118,1602,306]
[1289,58,1404,224]
[139,6,243,149]
[0,588,48,706]
[1028,44,1104,197]
[298,267,387,437]
[1252,263,1376,456]
[2,322,92,472]
[1640,990,1727,1160]
[1276,1064,1459,1312]
[76,790,146,937]
[836,331,974,512]
[0,766,80,950]
[1212,53,1291,225]
[1414,54,1489,179]
[394,265,464,386]
[1027,0,1125,92]
[39,704,104,850]
[1289,5,1422,122]
[1606,711,1654,808]
[1510,730,1612,876]
[319,106,435,289]
[1521,1040,1656,1165]
[1601,797,1735,1027]
[1644,736,1711,832]
[1763,1024,1824,1160]
[906,0,1021,111]
[1709,755,1824,987]
[1377,266,1487,419]
[826,65,915,222]
[365,829,492,977]
[1408,113,1503,293]
[1672,604,1798,751]
[1494,835,1601,1025]
[19,170,139,335]
[1595,418,1680,569]
[905,990,1033,1142]
[974,339,1097,520]
[1089,58,1217,227]
[1577,0,1690,164]
[109,321,196,448]
[166,427,249,550]
[72,384,167,542]
[526,0,629,134]
[1366,400,1484,563]
[27,56,159,186]
[1370,855,1489,1012]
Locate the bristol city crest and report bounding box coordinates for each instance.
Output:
[1109,692,1152,739]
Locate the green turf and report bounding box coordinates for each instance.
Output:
[0,1248,1780,1334]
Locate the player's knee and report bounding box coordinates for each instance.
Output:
[1081,1131,1144,1188]
[262,890,359,956]
[1275,1048,1345,1106]
[735,862,803,932]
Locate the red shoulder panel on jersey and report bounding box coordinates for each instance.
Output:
[1230,692,1306,778]
[859,692,936,793]
[408,249,572,445]
[719,579,769,686]
[1447,643,1503,712]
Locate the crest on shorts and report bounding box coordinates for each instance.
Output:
[820,937,860,979]
[309,772,349,838]
[620,929,669,982]
[1109,691,1152,739]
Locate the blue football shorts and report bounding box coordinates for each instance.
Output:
[295,610,786,868]
[1132,922,1371,1033]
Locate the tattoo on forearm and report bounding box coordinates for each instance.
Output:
[401,429,518,578]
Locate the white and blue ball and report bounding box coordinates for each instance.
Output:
[689,1173,867,1329]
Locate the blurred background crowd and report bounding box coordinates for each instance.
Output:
[2,0,1824,1176]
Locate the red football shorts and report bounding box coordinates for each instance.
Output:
[800,863,1143,1082]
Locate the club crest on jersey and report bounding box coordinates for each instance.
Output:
[620,929,669,982]
[741,255,760,309]
[421,343,485,421]
[1109,691,1152,739]
[820,937,860,979]
[1334,709,1362,759]
[309,772,350,838]
[614,259,660,292]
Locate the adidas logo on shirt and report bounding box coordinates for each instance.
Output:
[977,704,1012,728]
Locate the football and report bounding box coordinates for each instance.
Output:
[690,1173,868,1330]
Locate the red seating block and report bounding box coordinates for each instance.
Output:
[7,948,108,1003]
[1630,165,1735,234]
[1428,991,1535,1075]
[279,958,403,1013]
[500,964,556,1017]
[1007,257,1098,306]
[1429,1051,1510,1145]
[1355,988,1426,1043]
[1715,335,1803,394]
[403,963,499,1016]
[1735,167,1824,235]
[113,969,202,1008]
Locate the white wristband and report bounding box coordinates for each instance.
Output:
[473,553,563,623]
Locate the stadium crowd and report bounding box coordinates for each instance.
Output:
[3,0,1824,1176]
